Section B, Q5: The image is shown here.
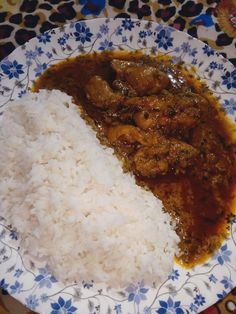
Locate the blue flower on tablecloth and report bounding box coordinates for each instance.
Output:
[122,19,135,31]
[139,31,147,38]
[99,24,109,34]
[189,303,198,313]
[157,297,184,314]
[194,294,206,306]
[209,274,218,283]
[115,26,122,36]
[37,33,51,44]
[18,90,27,98]
[192,58,198,65]
[168,269,180,281]
[223,98,236,115]
[114,304,122,314]
[221,69,236,89]
[155,29,173,50]
[202,44,214,56]
[147,29,152,36]
[126,281,149,305]
[214,244,232,265]
[82,280,93,289]
[9,229,18,240]
[217,290,227,300]
[25,294,39,310]
[34,63,47,77]
[58,37,66,45]
[40,293,49,303]
[99,39,113,51]
[14,269,23,278]
[80,0,105,15]
[50,297,77,314]
[0,279,9,295]
[209,61,218,69]
[10,280,23,294]
[218,64,224,70]
[1,60,24,79]
[25,50,37,60]
[220,276,233,289]
[34,266,57,288]
[74,22,93,44]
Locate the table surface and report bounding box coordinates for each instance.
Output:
[0,1,236,313]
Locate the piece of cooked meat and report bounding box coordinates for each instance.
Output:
[133,111,157,130]
[191,125,233,190]
[85,75,124,108]
[134,138,199,177]
[157,108,200,134]
[168,140,199,172]
[134,145,170,177]
[107,124,146,145]
[124,93,174,111]
[112,79,137,97]
[124,92,207,135]
[111,59,170,96]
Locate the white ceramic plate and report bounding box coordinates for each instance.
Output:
[0,18,236,314]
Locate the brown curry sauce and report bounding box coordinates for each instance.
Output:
[33,51,236,267]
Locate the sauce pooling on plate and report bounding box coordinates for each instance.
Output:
[34,51,236,267]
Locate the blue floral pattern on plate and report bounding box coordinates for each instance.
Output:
[0,18,236,314]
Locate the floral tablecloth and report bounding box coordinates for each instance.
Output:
[0,1,236,313]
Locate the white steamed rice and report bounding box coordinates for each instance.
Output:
[0,89,179,286]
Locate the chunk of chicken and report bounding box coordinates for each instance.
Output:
[168,140,199,172]
[124,92,207,134]
[191,125,233,189]
[124,93,174,111]
[134,138,198,177]
[112,79,137,97]
[134,145,169,177]
[157,107,200,134]
[124,93,174,130]
[111,59,170,96]
[107,125,146,145]
[133,111,156,130]
[85,75,124,108]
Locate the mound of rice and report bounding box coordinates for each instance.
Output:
[0,90,179,286]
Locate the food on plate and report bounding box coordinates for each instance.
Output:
[34,51,236,266]
[110,59,170,96]
[0,90,179,286]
